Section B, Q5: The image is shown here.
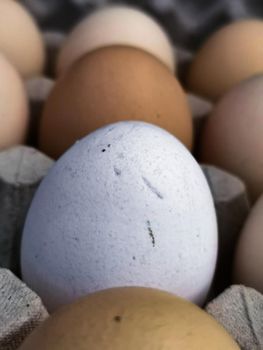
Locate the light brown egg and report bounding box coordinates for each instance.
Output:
[39,46,193,159]
[187,19,263,101]
[199,74,263,203]
[233,193,263,294]
[0,0,45,78]
[19,287,239,350]
[0,54,28,150]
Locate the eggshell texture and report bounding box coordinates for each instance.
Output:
[233,193,263,294]
[187,20,263,100]
[200,75,263,203]
[19,287,239,350]
[57,5,175,75]
[0,54,28,150]
[0,0,45,78]
[22,121,217,312]
[39,46,193,159]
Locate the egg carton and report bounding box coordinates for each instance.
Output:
[0,70,253,349]
[0,269,48,350]
[0,32,255,350]
[0,1,260,347]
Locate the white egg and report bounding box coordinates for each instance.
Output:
[21,121,217,312]
[57,5,175,75]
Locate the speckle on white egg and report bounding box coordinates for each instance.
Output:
[21,121,218,312]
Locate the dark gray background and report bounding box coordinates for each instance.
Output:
[21,0,263,51]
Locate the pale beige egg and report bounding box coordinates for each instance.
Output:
[0,0,45,78]
[0,54,28,150]
[57,5,175,75]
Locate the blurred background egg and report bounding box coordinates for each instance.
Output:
[199,74,263,203]
[57,5,175,76]
[233,193,263,294]
[19,287,239,350]
[21,121,217,312]
[0,0,45,78]
[39,46,193,159]
[187,19,263,101]
[0,54,28,150]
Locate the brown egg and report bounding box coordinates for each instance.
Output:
[187,19,263,101]
[233,193,263,294]
[19,287,239,350]
[0,0,45,78]
[0,54,28,150]
[199,74,263,203]
[39,46,193,159]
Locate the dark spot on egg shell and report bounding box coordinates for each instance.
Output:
[114,167,121,176]
[147,220,155,247]
[113,315,122,322]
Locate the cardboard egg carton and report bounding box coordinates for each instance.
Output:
[26,76,54,147]
[0,0,259,342]
[0,269,48,350]
[206,285,263,349]
[0,65,253,348]
[0,146,53,275]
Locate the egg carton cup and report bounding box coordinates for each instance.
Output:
[206,285,263,350]
[0,146,53,275]
[0,268,48,350]
[26,76,54,147]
